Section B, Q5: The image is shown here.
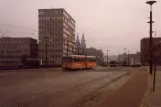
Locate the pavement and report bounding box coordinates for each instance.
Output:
[0,67,129,107]
[1,66,160,107]
[148,71,161,107]
[97,71,148,107]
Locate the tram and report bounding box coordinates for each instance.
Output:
[62,55,97,70]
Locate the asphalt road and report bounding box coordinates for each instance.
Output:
[0,67,134,107]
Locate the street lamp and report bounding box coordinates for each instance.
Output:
[146,0,157,74]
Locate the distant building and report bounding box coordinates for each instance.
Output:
[141,37,161,65]
[85,47,104,64]
[38,8,75,66]
[117,53,127,65]
[117,52,141,66]
[128,52,141,66]
[0,37,38,68]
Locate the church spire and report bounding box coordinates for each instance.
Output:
[81,33,86,49]
[76,33,80,43]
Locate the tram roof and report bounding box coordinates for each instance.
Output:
[62,55,96,58]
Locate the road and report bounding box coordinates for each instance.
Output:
[0,67,138,107]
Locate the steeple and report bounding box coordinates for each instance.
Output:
[76,33,80,43]
[81,33,86,49]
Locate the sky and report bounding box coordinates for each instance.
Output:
[0,0,160,55]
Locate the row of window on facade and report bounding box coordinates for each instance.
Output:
[39,16,63,20]
[39,27,73,35]
[39,44,63,47]
[39,27,63,31]
[39,33,63,37]
[41,55,63,59]
[42,60,61,64]
[39,22,63,26]
[39,10,63,15]
[39,50,63,53]
[0,45,29,49]
[39,16,74,25]
[39,49,74,53]
[0,55,27,58]
[0,61,20,64]
[0,50,29,54]
[0,39,31,43]
[39,22,74,31]
[39,44,74,49]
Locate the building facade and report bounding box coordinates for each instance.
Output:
[38,8,75,66]
[141,37,161,65]
[128,52,141,66]
[85,47,104,64]
[0,37,38,68]
[117,52,141,66]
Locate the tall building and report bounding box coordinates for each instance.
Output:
[38,8,75,66]
[0,37,38,68]
[141,37,161,65]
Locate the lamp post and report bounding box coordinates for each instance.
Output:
[146,0,157,74]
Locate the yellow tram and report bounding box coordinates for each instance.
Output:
[62,55,97,70]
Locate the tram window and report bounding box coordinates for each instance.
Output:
[74,58,80,62]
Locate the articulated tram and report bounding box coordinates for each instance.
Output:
[62,55,97,70]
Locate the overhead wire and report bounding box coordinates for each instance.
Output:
[0,28,38,36]
[0,22,38,32]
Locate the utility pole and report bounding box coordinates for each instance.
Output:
[127,50,130,66]
[124,48,126,66]
[146,0,157,74]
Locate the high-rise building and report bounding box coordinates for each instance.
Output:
[0,37,38,68]
[141,37,161,65]
[38,8,75,66]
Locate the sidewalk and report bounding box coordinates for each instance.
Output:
[97,71,148,107]
[149,71,161,107]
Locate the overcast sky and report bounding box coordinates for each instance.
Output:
[0,0,160,55]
